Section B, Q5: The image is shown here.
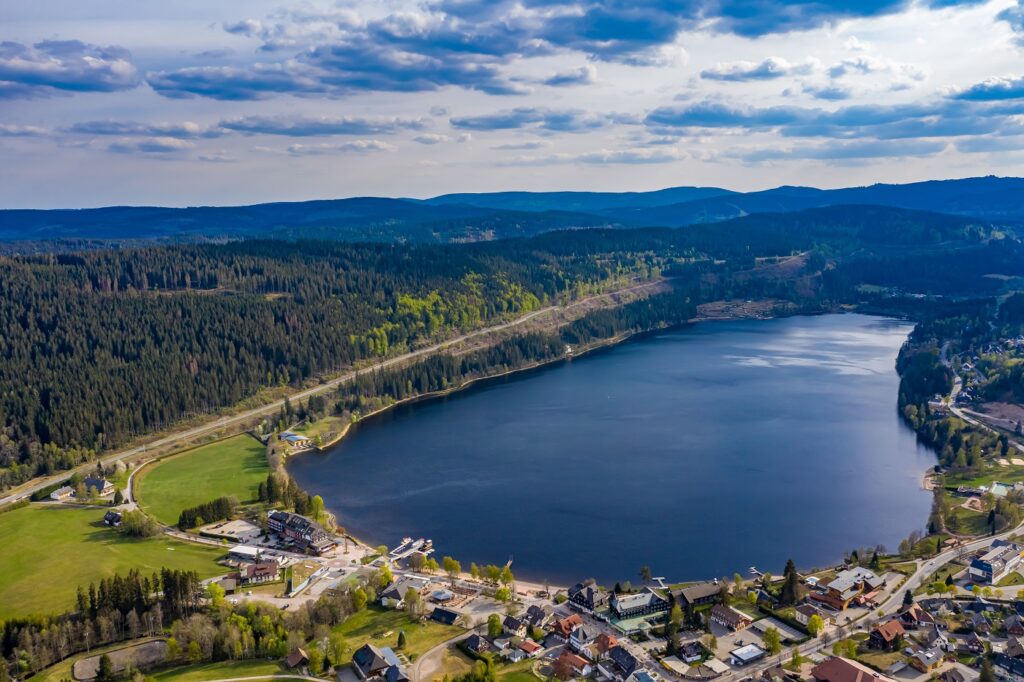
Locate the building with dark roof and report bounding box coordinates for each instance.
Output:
[672,582,721,610]
[462,634,490,654]
[352,644,389,680]
[430,607,459,625]
[568,581,608,613]
[608,646,638,677]
[267,509,334,555]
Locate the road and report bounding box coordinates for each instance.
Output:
[728,520,1024,681]
[0,279,665,508]
[412,630,476,682]
[199,671,323,675]
[940,342,1024,453]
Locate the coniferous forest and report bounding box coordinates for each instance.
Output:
[1,204,1022,489]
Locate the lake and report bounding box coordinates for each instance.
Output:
[288,313,935,585]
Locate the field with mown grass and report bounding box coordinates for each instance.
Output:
[0,504,225,619]
[333,607,462,663]
[136,434,269,525]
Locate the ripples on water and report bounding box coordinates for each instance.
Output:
[288,314,934,584]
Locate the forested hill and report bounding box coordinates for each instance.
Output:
[0,203,1021,490]
[0,199,618,246]
[0,176,1021,247]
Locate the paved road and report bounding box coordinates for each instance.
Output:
[940,341,1024,453]
[0,279,664,508]
[726,520,1024,682]
[196,671,323,675]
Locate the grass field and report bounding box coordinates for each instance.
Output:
[294,415,348,441]
[137,434,269,525]
[0,505,226,619]
[151,659,285,682]
[949,505,991,536]
[334,607,462,663]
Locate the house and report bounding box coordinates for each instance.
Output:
[761,666,802,682]
[568,581,609,613]
[556,651,593,679]
[551,614,583,642]
[518,639,542,658]
[1007,636,1024,659]
[795,603,825,626]
[811,568,884,611]
[463,634,490,655]
[753,588,779,609]
[1007,615,1024,636]
[383,664,410,682]
[503,615,527,638]
[811,657,897,682]
[266,509,335,555]
[569,624,599,654]
[919,597,961,616]
[50,486,74,501]
[918,624,949,651]
[594,633,618,658]
[898,603,936,630]
[952,632,985,655]
[523,604,553,629]
[280,431,312,448]
[103,510,123,527]
[969,540,1023,584]
[430,608,459,626]
[710,604,752,631]
[491,636,513,654]
[680,641,703,664]
[610,588,670,620]
[607,646,639,677]
[908,647,943,673]
[969,612,992,634]
[730,644,766,667]
[964,597,998,614]
[672,582,721,610]
[868,621,906,651]
[939,669,966,682]
[230,561,279,586]
[217,577,238,594]
[285,648,309,670]
[83,477,114,496]
[352,644,389,680]
[503,648,526,663]
[379,576,430,609]
[996,654,1024,682]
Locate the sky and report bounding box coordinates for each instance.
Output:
[3,0,1024,208]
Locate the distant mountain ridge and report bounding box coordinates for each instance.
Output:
[0,175,1021,245]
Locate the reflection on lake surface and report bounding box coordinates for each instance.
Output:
[288,314,934,584]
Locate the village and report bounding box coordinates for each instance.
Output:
[48,481,1024,682]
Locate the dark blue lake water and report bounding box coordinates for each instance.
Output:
[288,314,935,585]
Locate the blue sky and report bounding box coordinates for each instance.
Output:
[2,0,1024,207]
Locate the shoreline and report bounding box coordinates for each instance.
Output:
[288,305,945,584]
[298,297,803,455]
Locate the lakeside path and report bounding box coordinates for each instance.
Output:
[0,278,667,508]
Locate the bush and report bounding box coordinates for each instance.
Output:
[119,510,161,537]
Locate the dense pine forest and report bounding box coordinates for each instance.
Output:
[1,204,1021,489]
